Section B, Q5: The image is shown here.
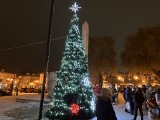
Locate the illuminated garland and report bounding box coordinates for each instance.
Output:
[45,2,96,119]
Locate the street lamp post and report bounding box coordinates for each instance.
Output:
[38,0,55,119]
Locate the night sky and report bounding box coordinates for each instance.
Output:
[1,0,160,74]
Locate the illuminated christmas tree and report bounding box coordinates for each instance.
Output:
[45,2,96,120]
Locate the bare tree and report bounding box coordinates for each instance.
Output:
[121,24,160,73]
[88,36,117,84]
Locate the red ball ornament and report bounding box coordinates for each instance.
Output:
[70,103,80,115]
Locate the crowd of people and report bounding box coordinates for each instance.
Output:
[94,83,160,120]
[123,85,144,120]
[123,84,160,120]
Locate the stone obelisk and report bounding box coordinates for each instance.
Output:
[82,21,89,56]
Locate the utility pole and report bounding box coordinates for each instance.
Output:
[38,0,55,119]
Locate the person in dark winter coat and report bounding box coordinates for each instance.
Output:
[123,87,127,101]
[96,88,117,120]
[132,87,144,120]
[125,86,134,114]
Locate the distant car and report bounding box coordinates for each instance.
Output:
[26,88,34,93]
[0,89,12,96]
[20,88,42,93]
[20,88,35,93]
[33,88,41,93]
[20,88,27,93]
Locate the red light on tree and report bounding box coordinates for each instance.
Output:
[70,103,80,115]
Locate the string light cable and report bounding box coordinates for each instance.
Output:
[0,36,66,52]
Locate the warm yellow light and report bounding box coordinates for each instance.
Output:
[118,76,121,80]
[134,76,138,80]
[30,83,34,85]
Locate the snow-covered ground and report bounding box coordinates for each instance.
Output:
[0,93,49,120]
[0,93,149,120]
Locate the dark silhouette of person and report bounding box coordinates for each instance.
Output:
[96,88,117,120]
[132,87,144,120]
[125,86,134,114]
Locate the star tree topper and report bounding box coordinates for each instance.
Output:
[69,2,81,14]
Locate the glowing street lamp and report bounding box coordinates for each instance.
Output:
[117,76,124,82]
[36,80,39,83]
[134,76,138,80]
[118,76,122,80]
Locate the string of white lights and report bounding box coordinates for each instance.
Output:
[0,36,66,52]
